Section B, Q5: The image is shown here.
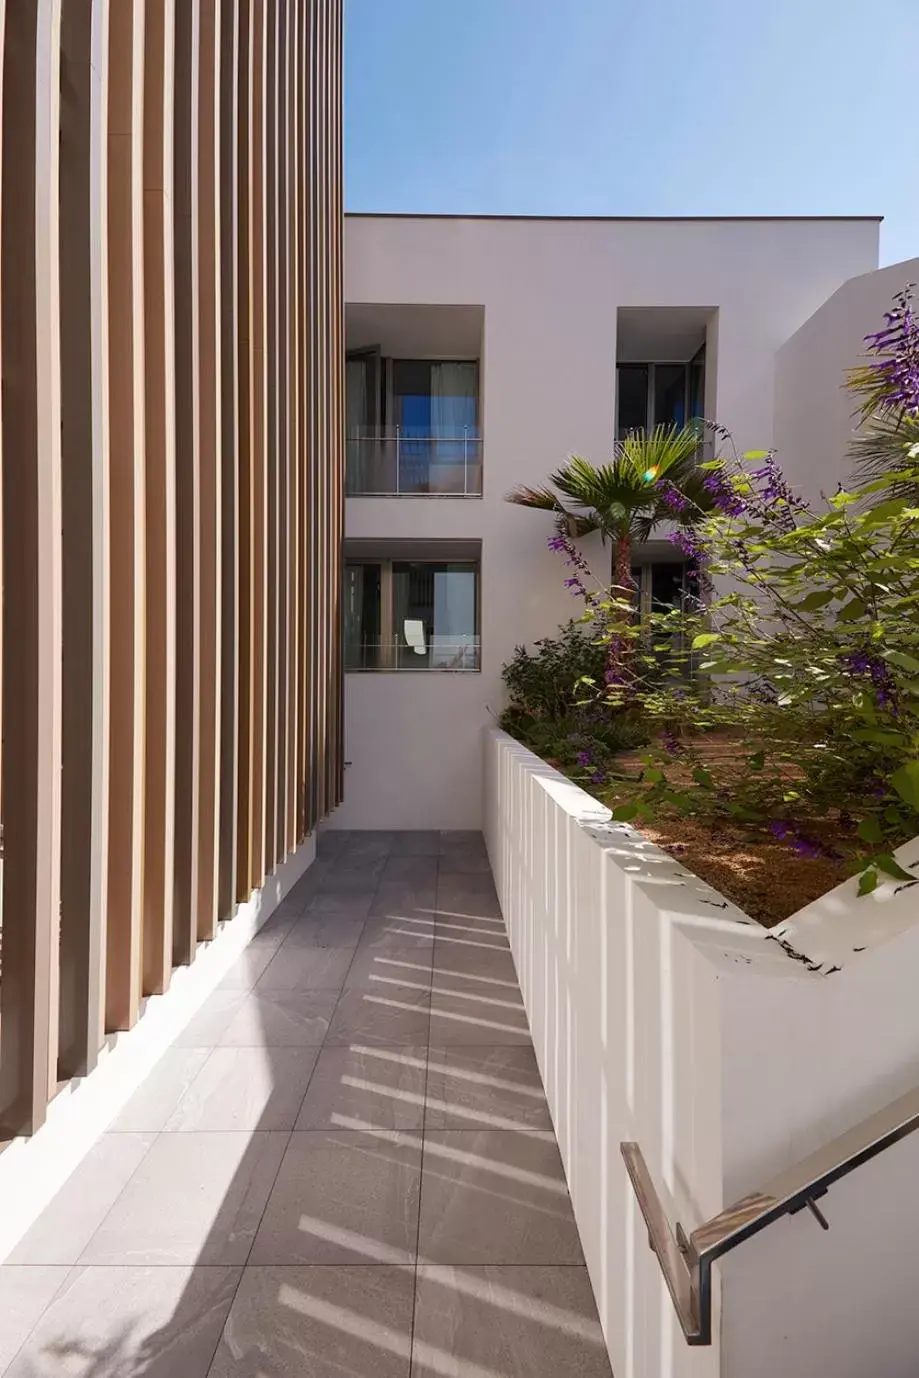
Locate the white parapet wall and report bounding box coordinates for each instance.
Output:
[484,727,919,1378]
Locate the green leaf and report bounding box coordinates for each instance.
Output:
[857,817,884,845]
[743,450,769,460]
[851,728,904,745]
[837,598,867,622]
[692,767,715,789]
[886,651,919,675]
[644,767,665,785]
[891,761,919,810]
[611,803,639,822]
[796,589,835,611]
[691,632,721,650]
[874,853,916,882]
[748,751,765,770]
[858,869,880,897]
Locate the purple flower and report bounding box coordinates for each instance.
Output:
[702,468,746,517]
[748,453,809,527]
[591,771,606,785]
[669,529,705,561]
[662,728,680,756]
[657,480,690,515]
[840,648,900,713]
[547,534,568,552]
[768,819,839,861]
[864,285,919,416]
[576,750,593,767]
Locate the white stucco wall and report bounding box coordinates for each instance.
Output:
[333,216,879,830]
[774,255,919,503]
[485,727,919,1378]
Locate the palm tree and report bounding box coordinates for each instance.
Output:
[505,422,712,592]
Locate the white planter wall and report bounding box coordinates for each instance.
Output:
[484,728,919,1378]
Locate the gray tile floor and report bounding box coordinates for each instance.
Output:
[0,831,612,1377]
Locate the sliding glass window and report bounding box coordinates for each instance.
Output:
[344,559,480,671]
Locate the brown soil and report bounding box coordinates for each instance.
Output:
[578,734,860,927]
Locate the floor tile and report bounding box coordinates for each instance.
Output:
[79,1131,287,1265]
[432,911,510,947]
[338,833,394,861]
[343,946,433,992]
[280,909,366,947]
[4,1265,240,1378]
[368,879,436,916]
[418,1130,584,1265]
[432,941,519,983]
[437,852,493,875]
[389,830,440,856]
[0,1268,70,1373]
[305,889,376,918]
[216,946,278,990]
[7,1132,156,1265]
[316,829,349,860]
[425,1047,551,1130]
[314,858,387,890]
[412,1266,612,1378]
[257,946,355,992]
[325,986,430,1047]
[435,878,503,920]
[381,855,439,884]
[163,1046,319,1131]
[438,831,487,856]
[358,915,435,956]
[108,1047,213,1131]
[430,971,532,1046]
[296,1045,427,1131]
[249,1130,422,1265]
[172,989,249,1047]
[217,989,338,1046]
[207,1265,414,1378]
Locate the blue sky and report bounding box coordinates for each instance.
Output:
[345,0,918,267]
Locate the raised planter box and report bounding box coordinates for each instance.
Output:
[484,727,919,1378]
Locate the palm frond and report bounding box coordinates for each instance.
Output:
[504,484,564,513]
[848,410,919,493]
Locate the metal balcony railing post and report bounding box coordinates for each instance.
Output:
[463,427,468,495]
[395,426,401,495]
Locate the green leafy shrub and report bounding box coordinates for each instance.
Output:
[500,620,649,782]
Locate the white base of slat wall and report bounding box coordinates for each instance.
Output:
[0,832,318,1263]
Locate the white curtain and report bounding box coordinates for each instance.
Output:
[346,359,369,491]
[430,361,476,439]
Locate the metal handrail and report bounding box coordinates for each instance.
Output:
[622,1083,919,1345]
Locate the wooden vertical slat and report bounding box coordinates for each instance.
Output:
[142,0,177,994]
[0,0,64,1136]
[172,0,198,967]
[58,0,111,1077]
[295,0,308,840]
[217,0,239,919]
[248,0,267,890]
[285,0,299,854]
[263,0,279,871]
[105,0,145,1031]
[234,0,252,901]
[196,0,221,940]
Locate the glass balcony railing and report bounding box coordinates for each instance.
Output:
[345,636,481,672]
[346,430,483,497]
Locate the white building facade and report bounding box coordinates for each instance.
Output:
[335,213,916,831]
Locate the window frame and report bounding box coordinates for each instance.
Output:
[344,554,482,674]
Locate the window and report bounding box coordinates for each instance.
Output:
[615,351,705,440]
[344,557,480,671]
[345,355,482,495]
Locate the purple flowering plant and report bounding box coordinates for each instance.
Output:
[586,291,919,891]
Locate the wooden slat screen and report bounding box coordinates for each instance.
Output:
[0,0,344,1140]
